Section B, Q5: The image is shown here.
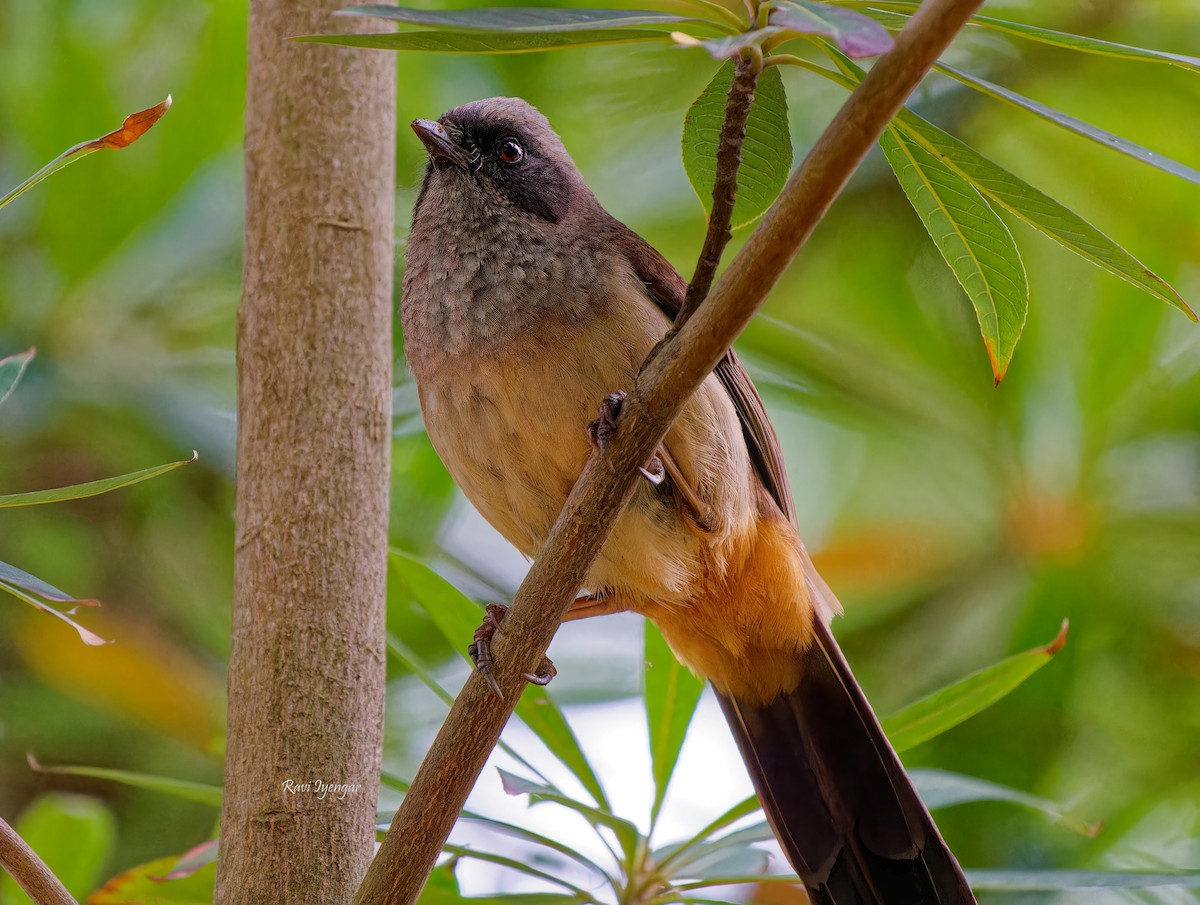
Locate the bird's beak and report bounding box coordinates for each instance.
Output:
[411,119,472,170]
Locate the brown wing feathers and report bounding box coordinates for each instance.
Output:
[612,217,976,904]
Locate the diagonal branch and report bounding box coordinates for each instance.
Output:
[354,1,984,902]
[677,51,761,328]
[0,816,79,905]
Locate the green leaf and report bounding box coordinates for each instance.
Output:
[1,98,171,211]
[497,768,641,864]
[340,6,720,33]
[963,12,1200,72]
[883,621,1068,752]
[0,558,92,603]
[90,857,216,905]
[655,821,775,880]
[389,551,611,810]
[0,794,115,902]
[967,870,1200,891]
[935,63,1200,187]
[0,346,35,406]
[295,28,670,53]
[845,2,1200,71]
[879,125,1028,383]
[682,61,792,229]
[654,794,761,874]
[0,452,198,508]
[644,620,704,827]
[0,571,110,646]
[27,755,223,807]
[911,768,1098,836]
[460,814,615,888]
[386,632,558,788]
[442,844,596,898]
[892,110,1196,322]
[416,863,462,905]
[821,45,1194,322]
[769,1,892,57]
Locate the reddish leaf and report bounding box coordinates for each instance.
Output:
[80,96,173,151]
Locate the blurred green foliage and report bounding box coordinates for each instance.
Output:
[1,0,1198,900]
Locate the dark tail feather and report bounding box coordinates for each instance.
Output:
[716,620,975,905]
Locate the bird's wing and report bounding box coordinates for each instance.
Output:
[605,219,794,516]
[607,218,840,617]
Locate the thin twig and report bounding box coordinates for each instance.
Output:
[0,817,80,905]
[353,1,984,902]
[676,52,762,328]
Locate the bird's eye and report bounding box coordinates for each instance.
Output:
[497,138,524,164]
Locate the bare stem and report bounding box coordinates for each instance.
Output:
[353,1,984,902]
[677,51,761,328]
[0,817,79,905]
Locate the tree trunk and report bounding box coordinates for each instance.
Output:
[216,1,394,900]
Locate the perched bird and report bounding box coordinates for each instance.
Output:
[402,96,976,905]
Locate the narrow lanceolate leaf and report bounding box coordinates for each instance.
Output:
[911,768,1098,836]
[459,814,614,886]
[0,98,171,211]
[0,347,35,406]
[498,768,641,863]
[884,621,1068,752]
[385,633,556,786]
[823,46,1194,321]
[27,756,222,807]
[0,452,198,508]
[936,63,1200,187]
[654,794,762,874]
[893,111,1195,321]
[154,840,219,881]
[682,61,792,228]
[295,28,670,53]
[0,569,108,646]
[644,621,704,826]
[844,2,1200,71]
[654,821,776,878]
[339,6,721,33]
[880,127,1028,382]
[967,870,1200,891]
[769,1,892,58]
[443,845,596,897]
[389,551,611,810]
[966,15,1200,73]
[0,559,91,604]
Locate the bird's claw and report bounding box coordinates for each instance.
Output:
[468,603,557,698]
[587,391,627,455]
[470,603,510,700]
[523,661,558,686]
[588,392,666,489]
[639,453,666,486]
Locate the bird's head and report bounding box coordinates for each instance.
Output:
[411,97,587,224]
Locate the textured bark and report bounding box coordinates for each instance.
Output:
[216,1,394,901]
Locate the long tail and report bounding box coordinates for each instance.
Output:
[716,620,975,905]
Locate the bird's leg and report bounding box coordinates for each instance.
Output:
[468,603,557,699]
[563,588,631,622]
[587,390,668,487]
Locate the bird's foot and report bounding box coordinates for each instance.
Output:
[467,603,557,699]
[587,391,626,455]
[587,391,667,488]
[638,453,665,486]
